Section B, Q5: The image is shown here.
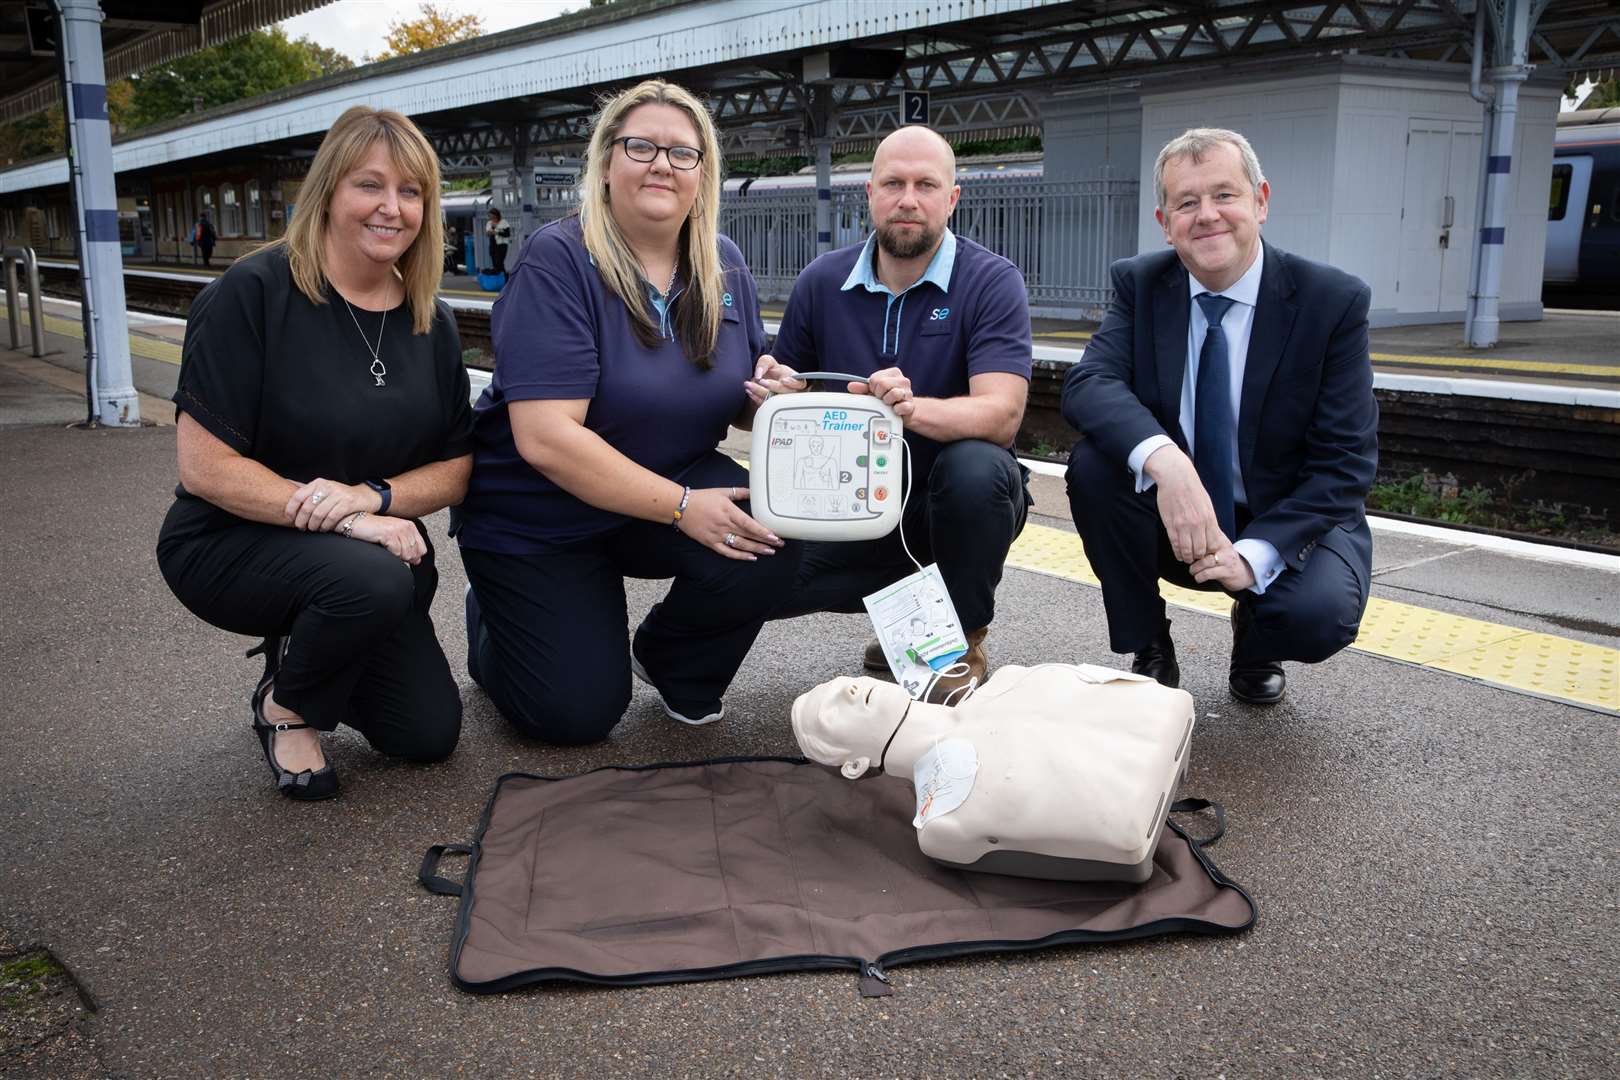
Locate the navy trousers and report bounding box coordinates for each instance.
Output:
[461,453,802,746]
[771,439,1031,633]
[1065,438,1369,664]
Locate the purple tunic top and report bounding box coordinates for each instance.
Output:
[457,216,766,551]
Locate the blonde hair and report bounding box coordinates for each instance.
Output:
[578,80,724,366]
[1153,127,1266,211]
[269,106,444,334]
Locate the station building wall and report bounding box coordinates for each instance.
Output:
[1134,59,1562,327]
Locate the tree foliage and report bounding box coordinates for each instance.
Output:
[367,3,485,62]
[1578,78,1618,110]
[125,27,351,131]
[0,28,349,163]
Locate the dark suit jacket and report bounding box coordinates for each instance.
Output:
[1061,243,1377,577]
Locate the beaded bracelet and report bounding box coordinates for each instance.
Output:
[670,485,692,529]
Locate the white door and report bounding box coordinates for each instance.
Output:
[1397,119,1483,313]
[1439,122,1482,311]
[1398,120,1452,312]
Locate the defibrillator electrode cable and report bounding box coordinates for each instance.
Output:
[783,372,969,703]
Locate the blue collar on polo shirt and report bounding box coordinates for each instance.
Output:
[840,229,957,355]
[841,228,957,295]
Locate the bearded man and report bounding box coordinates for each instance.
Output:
[753,125,1033,702]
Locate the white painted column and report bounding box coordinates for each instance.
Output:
[56,0,138,426]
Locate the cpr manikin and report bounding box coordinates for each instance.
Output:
[791,665,1195,882]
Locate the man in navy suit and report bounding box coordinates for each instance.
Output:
[1062,128,1376,703]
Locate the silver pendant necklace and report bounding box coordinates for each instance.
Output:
[342,297,388,387]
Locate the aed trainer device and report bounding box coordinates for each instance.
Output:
[749,379,903,541]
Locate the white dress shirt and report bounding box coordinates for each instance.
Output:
[1126,242,1284,594]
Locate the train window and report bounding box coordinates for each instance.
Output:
[1547,164,1571,221]
[245,181,263,236]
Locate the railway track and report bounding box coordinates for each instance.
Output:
[38,262,1620,536]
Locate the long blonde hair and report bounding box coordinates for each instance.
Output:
[578,80,724,367]
[269,106,444,334]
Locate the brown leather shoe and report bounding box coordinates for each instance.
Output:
[923,627,990,706]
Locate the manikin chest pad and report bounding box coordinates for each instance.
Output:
[791,663,1196,883]
[749,385,903,541]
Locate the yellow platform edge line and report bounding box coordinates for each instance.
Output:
[1006,522,1618,715]
[23,311,182,366]
[1369,351,1620,377]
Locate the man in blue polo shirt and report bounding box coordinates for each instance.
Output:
[749,125,1033,702]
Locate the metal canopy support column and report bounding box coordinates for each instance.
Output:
[1465,0,1549,348]
[55,0,138,425]
[807,88,835,258]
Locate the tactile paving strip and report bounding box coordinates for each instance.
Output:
[1007,522,1619,715]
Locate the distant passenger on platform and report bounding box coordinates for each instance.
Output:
[749,124,1034,704]
[157,106,474,800]
[485,208,511,273]
[192,213,216,268]
[1062,128,1377,704]
[455,79,799,744]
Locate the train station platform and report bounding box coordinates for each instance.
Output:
[1,315,1616,1076]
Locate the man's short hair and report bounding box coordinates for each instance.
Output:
[1153,128,1266,210]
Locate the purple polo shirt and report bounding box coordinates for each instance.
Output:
[457,216,766,550]
[770,230,1032,480]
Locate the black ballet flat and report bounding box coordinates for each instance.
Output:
[248,638,339,801]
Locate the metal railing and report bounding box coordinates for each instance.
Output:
[530,177,1140,317]
[2,245,45,357]
[720,178,1140,316]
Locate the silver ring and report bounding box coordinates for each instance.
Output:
[724,532,736,547]
[311,491,327,504]
[1212,552,1221,565]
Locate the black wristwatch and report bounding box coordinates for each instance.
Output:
[364,478,392,515]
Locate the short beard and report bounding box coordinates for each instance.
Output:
[875,219,940,260]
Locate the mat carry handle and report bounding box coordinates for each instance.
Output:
[1170,798,1227,848]
[419,842,474,896]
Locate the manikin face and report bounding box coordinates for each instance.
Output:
[327,141,424,268]
[791,676,913,779]
[606,102,703,233]
[1154,141,1269,293]
[867,129,960,261]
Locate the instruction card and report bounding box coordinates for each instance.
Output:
[863,563,969,700]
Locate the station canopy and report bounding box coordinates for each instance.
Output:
[0,0,333,123]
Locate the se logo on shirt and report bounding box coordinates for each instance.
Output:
[929,308,950,321]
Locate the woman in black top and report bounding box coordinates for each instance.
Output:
[156,106,473,801]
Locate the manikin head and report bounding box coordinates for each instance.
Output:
[791,676,916,780]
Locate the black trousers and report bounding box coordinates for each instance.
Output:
[156,515,461,762]
[1065,438,1369,664]
[460,453,802,746]
[771,439,1031,633]
[489,243,507,273]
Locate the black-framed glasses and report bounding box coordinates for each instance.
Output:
[613,136,704,170]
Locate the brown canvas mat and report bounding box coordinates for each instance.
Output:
[420,757,1256,996]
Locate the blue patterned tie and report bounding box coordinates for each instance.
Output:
[1193,293,1238,541]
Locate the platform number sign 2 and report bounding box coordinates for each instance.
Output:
[902,91,930,126]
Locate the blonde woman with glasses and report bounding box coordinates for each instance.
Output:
[455,79,799,744]
[157,106,474,800]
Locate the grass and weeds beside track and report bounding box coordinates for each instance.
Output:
[1369,471,1620,550]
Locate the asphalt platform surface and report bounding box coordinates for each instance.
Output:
[1,364,1616,1079]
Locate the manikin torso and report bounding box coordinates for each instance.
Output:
[791,664,1196,882]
